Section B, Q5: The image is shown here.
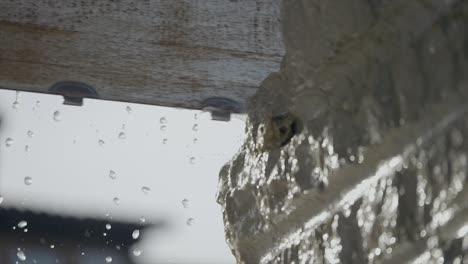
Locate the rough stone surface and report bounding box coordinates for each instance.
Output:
[217,0,468,263]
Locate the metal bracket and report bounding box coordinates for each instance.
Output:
[48,81,98,106]
[202,97,243,122]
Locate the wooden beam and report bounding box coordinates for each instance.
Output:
[0,0,284,110]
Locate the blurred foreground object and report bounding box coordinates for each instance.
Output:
[0,208,147,263]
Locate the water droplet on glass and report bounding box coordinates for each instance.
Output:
[98,140,105,146]
[106,224,112,230]
[420,230,427,237]
[160,125,167,131]
[343,203,351,218]
[141,186,151,195]
[12,101,20,109]
[132,229,140,239]
[50,245,55,249]
[12,92,21,108]
[23,228,28,233]
[17,250,26,261]
[189,157,196,164]
[118,132,126,139]
[0,196,4,205]
[5,138,14,147]
[25,145,29,152]
[186,218,195,226]
[139,217,146,223]
[53,111,61,121]
[105,256,112,263]
[126,106,132,113]
[133,249,142,257]
[192,124,199,131]
[159,117,167,124]
[24,177,33,186]
[162,138,168,144]
[182,199,189,208]
[17,221,27,228]
[113,197,120,205]
[108,170,117,180]
[193,138,198,144]
[36,101,40,107]
[374,248,382,256]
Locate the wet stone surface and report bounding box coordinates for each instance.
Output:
[217,0,468,263]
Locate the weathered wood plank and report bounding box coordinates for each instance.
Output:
[0,0,284,110]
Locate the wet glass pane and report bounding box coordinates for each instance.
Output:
[0,89,244,263]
